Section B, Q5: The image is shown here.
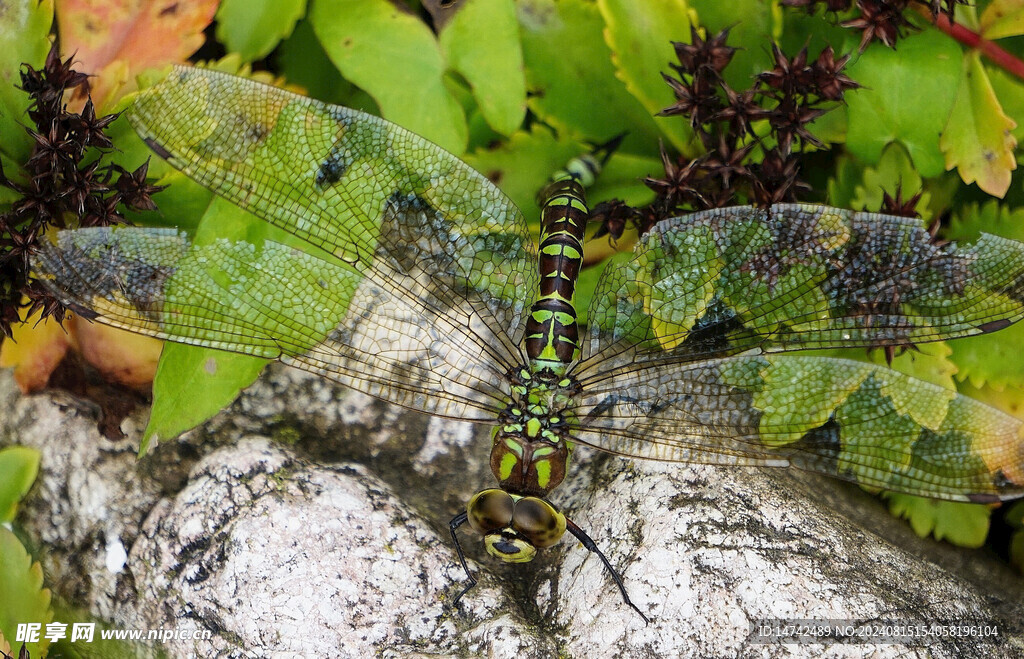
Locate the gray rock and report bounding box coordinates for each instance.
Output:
[3,365,1024,658]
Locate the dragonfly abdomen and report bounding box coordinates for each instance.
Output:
[525,177,589,371]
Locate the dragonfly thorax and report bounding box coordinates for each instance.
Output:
[490,367,580,497]
[461,369,576,564]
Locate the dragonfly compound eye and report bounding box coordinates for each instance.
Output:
[512,497,567,549]
[466,489,514,535]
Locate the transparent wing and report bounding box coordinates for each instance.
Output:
[574,354,1024,502]
[35,226,521,419]
[34,66,539,420]
[578,204,1024,381]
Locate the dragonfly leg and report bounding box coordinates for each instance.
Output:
[448,512,478,606]
[565,518,650,624]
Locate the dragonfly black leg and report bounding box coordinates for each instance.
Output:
[448,512,477,606]
[565,518,650,624]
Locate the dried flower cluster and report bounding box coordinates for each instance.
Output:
[0,44,164,339]
[782,0,968,51]
[625,27,857,235]
[880,184,926,220]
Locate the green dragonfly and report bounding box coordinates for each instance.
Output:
[33,67,1024,620]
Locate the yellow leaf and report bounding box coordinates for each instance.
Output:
[89,58,132,112]
[980,0,1024,40]
[71,317,162,390]
[0,310,70,394]
[939,52,1017,197]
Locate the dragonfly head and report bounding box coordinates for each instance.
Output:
[466,489,566,563]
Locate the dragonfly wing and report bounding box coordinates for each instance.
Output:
[128,68,536,309]
[34,226,514,420]
[35,66,542,420]
[574,354,1024,502]
[579,204,1024,376]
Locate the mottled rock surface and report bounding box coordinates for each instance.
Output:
[2,366,1024,657]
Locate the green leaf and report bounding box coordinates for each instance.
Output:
[0,155,20,207]
[1006,499,1024,529]
[945,202,1024,390]
[464,126,585,222]
[988,66,1024,142]
[517,0,664,157]
[101,97,219,232]
[309,0,467,152]
[688,0,776,90]
[955,1,980,31]
[876,342,957,392]
[952,296,1024,386]
[980,0,1024,40]
[828,152,956,222]
[103,72,226,232]
[136,171,219,232]
[576,251,634,324]
[959,379,1024,416]
[590,150,661,208]
[278,19,360,108]
[1013,534,1024,576]
[948,200,1024,241]
[597,0,696,155]
[215,0,307,62]
[0,447,40,523]
[850,142,931,221]
[845,29,962,177]
[1012,529,1024,574]
[777,5,860,57]
[886,493,991,547]
[464,126,657,224]
[0,527,53,659]
[439,0,526,137]
[0,0,54,167]
[825,155,860,209]
[138,190,311,454]
[464,105,504,153]
[1006,500,1024,572]
[940,51,1018,197]
[806,101,848,147]
[142,343,268,455]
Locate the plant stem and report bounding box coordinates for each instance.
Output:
[922,8,1024,80]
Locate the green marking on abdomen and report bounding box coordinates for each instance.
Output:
[526,174,589,372]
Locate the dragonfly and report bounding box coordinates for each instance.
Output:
[33,66,1024,621]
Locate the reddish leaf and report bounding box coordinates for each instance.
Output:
[56,0,218,110]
